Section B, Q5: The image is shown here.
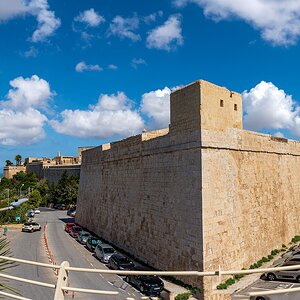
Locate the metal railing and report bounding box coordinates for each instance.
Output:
[1,255,300,299]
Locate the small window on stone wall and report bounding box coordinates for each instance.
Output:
[220,99,224,107]
[234,104,237,111]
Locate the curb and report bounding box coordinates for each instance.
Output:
[43,222,59,276]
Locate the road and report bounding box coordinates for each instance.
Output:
[6,208,143,300]
[232,278,300,300]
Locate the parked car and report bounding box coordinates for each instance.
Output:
[65,222,75,233]
[95,243,116,263]
[265,259,300,282]
[53,204,66,210]
[70,210,76,217]
[58,204,66,210]
[108,253,135,270]
[125,267,164,296]
[86,236,102,252]
[34,209,40,214]
[67,208,76,216]
[22,222,41,233]
[70,226,82,238]
[76,231,90,245]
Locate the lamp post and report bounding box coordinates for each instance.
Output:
[19,184,24,197]
[6,188,9,207]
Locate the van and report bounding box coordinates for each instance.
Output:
[95,243,116,263]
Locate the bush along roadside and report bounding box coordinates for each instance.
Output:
[163,276,202,298]
[216,245,289,290]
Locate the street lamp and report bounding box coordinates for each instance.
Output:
[6,188,9,207]
[19,184,24,197]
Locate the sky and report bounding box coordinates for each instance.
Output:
[1,0,300,170]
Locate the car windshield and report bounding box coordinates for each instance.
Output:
[118,257,131,264]
[24,222,32,226]
[91,239,100,245]
[140,275,161,283]
[103,248,115,254]
[81,233,89,237]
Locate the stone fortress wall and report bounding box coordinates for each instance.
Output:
[76,80,300,300]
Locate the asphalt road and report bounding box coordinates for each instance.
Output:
[232,278,300,300]
[5,208,143,300]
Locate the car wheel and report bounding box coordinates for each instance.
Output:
[256,297,266,300]
[30,229,33,233]
[267,273,276,281]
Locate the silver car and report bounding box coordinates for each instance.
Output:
[95,244,116,263]
[266,259,300,282]
[22,222,41,232]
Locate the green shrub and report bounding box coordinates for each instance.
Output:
[216,283,228,290]
[225,278,235,285]
[282,244,287,248]
[271,249,279,256]
[175,292,192,300]
[268,255,274,260]
[261,257,269,263]
[188,287,202,296]
[291,236,300,243]
[234,274,244,281]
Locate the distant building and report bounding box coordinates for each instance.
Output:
[3,165,26,179]
[25,148,94,184]
[3,147,94,183]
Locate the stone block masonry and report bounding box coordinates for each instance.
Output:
[76,80,300,300]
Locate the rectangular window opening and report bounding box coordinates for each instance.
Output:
[220,99,224,107]
[234,104,237,111]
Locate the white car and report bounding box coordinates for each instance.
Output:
[34,209,41,214]
[22,222,41,232]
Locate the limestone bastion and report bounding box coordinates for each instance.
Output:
[76,79,300,300]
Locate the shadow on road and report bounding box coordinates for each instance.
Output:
[59,217,75,224]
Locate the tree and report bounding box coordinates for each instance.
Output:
[5,160,13,166]
[49,171,79,205]
[15,155,22,166]
[28,190,42,208]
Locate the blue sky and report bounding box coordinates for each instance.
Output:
[1,0,300,169]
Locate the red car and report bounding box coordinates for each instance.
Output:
[65,222,75,233]
[70,226,82,238]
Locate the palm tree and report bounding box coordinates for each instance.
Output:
[15,155,22,166]
[0,236,18,293]
[5,160,13,166]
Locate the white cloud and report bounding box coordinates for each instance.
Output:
[0,0,27,20]
[75,61,102,72]
[0,75,52,146]
[173,0,300,46]
[23,46,39,57]
[131,58,147,69]
[50,92,144,139]
[143,11,163,24]
[30,0,61,42]
[74,8,105,27]
[243,81,296,131]
[108,64,118,70]
[0,0,60,42]
[4,75,53,111]
[146,14,183,51]
[108,15,140,41]
[141,87,171,129]
[0,109,47,146]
